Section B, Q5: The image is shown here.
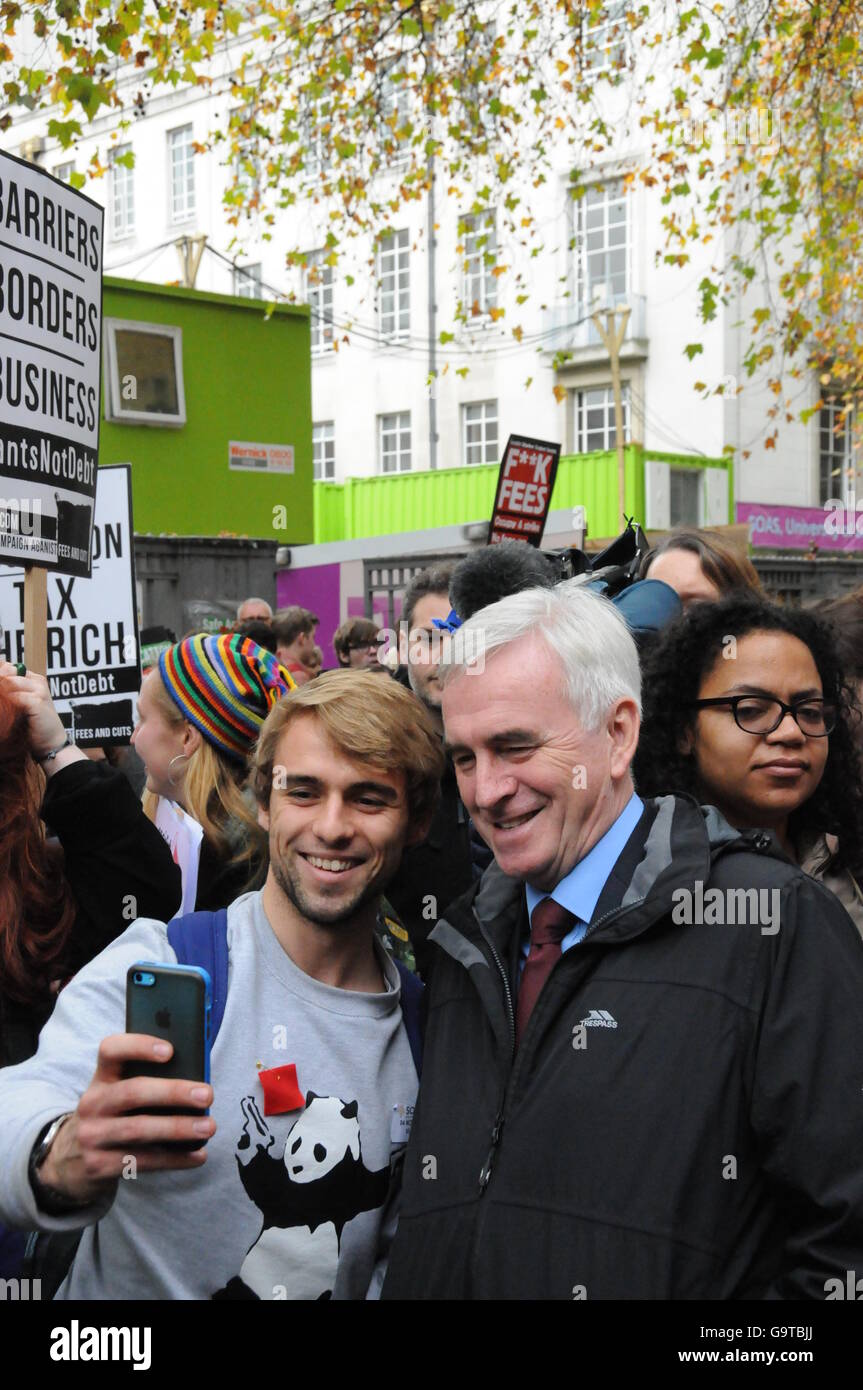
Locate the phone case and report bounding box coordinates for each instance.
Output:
[124,963,212,1145]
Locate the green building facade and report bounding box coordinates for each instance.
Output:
[313,446,732,544]
[99,278,313,543]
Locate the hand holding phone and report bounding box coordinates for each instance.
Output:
[33,1032,216,1209]
[124,963,212,1149]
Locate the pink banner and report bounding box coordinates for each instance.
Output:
[736,501,863,552]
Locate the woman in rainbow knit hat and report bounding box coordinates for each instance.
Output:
[132,633,294,911]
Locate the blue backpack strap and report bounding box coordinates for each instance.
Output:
[394,960,424,1079]
[167,909,230,1045]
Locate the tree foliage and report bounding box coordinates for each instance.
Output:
[2,0,862,431]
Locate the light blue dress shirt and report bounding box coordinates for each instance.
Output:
[521,793,644,963]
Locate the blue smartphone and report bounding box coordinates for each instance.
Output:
[124,962,213,1148]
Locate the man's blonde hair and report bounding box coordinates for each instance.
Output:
[252,669,444,823]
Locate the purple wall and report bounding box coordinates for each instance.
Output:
[277,563,341,669]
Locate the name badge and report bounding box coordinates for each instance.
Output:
[391,1102,414,1145]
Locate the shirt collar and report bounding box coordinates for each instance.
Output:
[525,793,644,926]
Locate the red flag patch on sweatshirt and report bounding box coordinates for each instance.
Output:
[258,1063,305,1116]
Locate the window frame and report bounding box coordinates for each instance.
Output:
[582,0,628,76]
[103,318,187,428]
[461,209,498,324]
[573,383,630,453]
[110,144,135,240]
[377,228,410,341]
[306,249,335,354]
[462,400,499,467]
[313,421,336,481]
[302,99,330,182]
[378,411,412,474]
[168,124,196,224]
[819,395,857,506]
[573,177,629,315]
[379,63,411,169]
[233,263,262,299]
[231,105,262,199]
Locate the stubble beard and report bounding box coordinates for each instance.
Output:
[269,849,384,928]
[407,663,442,712]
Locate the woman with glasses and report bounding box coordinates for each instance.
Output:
[634,595,863,938]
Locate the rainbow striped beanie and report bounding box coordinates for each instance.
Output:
[159,634,295,761]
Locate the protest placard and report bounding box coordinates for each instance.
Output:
[0,464,141,745]
[0,149,104,579]
[488,434,561,546]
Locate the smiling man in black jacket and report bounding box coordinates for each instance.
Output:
[381,582,863,1300]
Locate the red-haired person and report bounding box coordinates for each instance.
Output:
[0,663,182,1071]
[0,662,182,1278]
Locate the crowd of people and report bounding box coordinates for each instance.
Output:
[0,526,862,1300]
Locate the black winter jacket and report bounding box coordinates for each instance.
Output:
[382,795,863,1300]
[386,755,474,979]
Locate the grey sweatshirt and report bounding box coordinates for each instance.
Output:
[0,891,418,1300]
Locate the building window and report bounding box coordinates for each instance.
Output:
[313,422,335,481]
[104,319,186,427]
[232,106,261,197]
[306,249,334,353]
[462,400,499,466]
[574,384,630,452]
[168,125,195,222]
[461,209,497,321]
[378,411,411,473]
[583,0,627,74]
[819,396,856,505]
[110,145,135,239]
[669,467,701,526]
[53,161,75,184]
[574,178,628,313]
[233,264,262,298]
[302,100,330,181]
[379,64,410,164]
[378,229,410,339]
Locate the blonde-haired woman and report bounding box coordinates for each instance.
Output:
[132,633,294,910]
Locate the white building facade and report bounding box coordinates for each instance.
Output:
[4,14,856,534]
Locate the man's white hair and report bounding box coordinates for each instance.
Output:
[236,597,273,619]
[440,580,641,728]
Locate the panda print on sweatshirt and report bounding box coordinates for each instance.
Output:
[212,1092,392,1300]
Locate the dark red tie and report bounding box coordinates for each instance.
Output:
[515,898,575,1046]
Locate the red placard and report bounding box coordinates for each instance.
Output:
[488,434,561,546]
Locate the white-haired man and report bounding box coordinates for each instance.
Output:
[236,597,273,624]
[382,583,863,1300]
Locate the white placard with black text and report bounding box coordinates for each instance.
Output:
[0,465,141,745]
[0,148,103,576]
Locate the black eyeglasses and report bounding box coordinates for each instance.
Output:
[690,695,836,737]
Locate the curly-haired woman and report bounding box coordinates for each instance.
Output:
[634,596,863,938]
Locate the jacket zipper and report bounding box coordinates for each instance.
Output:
[473,911,515,1195]
[469,824,775,1198]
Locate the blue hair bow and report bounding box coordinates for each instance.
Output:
[431,609,463,633]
